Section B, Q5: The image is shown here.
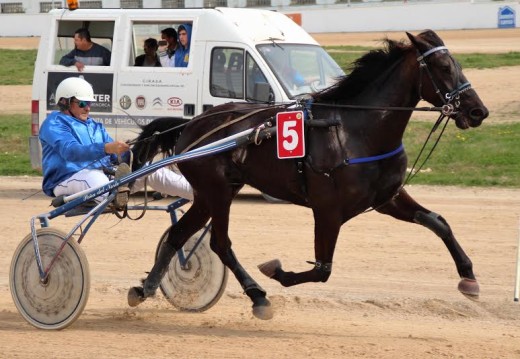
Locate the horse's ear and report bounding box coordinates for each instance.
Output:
[406,31,430,53]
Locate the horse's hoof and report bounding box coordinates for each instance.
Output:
[458,278,479,301]
[252,303,274,320]
[258,259,282,278]
[127,286,146,307]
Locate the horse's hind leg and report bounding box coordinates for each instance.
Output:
[376,188,479,299]
[207,196,273,320]
[127,200,210,306]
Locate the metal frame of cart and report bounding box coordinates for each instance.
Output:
[9,134,253,330]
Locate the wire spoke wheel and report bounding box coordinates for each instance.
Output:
[10,228,90,330]
[156,226,227,312]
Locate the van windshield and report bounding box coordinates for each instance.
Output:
[257,44,344,99]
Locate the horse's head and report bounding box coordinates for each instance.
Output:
[407,30,489,129]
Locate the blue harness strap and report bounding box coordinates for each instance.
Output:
[302,98,314,120]
[346,143,405,165]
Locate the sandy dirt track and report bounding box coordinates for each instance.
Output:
[1,178,520,358]
[1,29,520,358]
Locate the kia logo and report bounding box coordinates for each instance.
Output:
[168,97,183,107]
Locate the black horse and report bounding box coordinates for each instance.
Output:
[128,30,488,319]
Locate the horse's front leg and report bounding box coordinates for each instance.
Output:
[208,201,273,320]
[127,201,210,307]
[258,209,341,287]
[376,188,479,299]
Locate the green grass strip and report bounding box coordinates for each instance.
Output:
[0,49,37,85]
[1,114,519,187]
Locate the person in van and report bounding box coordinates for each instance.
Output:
[259,46,305,90]
[59,28,111,71]
[158,27,178,67]
[40,77,193,206]
[174,24,192,67]
[134,38,161,67]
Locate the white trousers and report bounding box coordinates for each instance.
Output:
[53,167,194,202]
[53,169,110,202]
[132,167,193,200]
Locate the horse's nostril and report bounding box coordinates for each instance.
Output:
[470,107,489,121]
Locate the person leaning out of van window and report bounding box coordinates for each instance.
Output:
[158,27,178,67]
[59,28,111,72]
[174,24,192,67]
[134,38,161,67]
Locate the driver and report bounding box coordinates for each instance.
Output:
[40,77,193,205]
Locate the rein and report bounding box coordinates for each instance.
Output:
[126,104,286,147]
[306,47,471,119]
[354,115,450,215]
[350,45,465,213]
[403,115,450,185]
[130,43,469,213]
[308,101,454,116]
[180,106,279,154]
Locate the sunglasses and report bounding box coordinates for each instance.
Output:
[73,100,92,108]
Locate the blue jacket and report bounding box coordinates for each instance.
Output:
[174,24,192,67]
[39,111,115,196]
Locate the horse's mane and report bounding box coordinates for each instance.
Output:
[314,38,411,102]
[131,117,189,169]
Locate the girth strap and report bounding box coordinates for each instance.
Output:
[345,143,404,165]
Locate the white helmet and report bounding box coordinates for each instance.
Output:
[56,77,96,102]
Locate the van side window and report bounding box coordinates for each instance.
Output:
[54,20,114,66]
[130,22,193,68]
[210,47,244,99]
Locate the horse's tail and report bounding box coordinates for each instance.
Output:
[131,117,190,170]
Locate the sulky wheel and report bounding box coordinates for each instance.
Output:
[9,228,90,330]
[156,226,228,312]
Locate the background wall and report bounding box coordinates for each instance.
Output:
[0,0,517,36]
[289,1,518,33]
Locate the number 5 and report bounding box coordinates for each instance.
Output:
[282,120,298,151]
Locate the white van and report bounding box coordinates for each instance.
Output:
[30,7,344,169]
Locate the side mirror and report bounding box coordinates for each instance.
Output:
[254,82,272,103]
